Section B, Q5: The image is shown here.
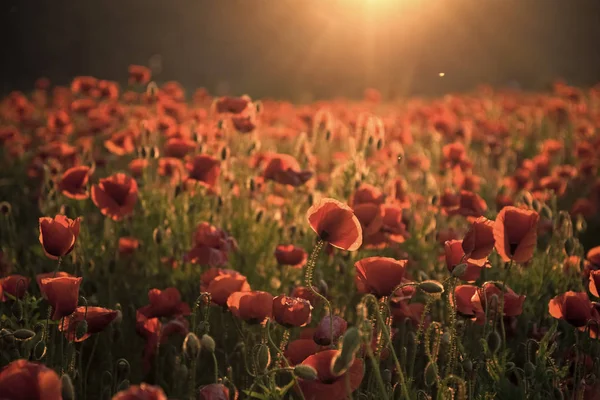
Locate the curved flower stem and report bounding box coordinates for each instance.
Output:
[366,346,389,400]
[305,239,335,346]
[212,352,219,383]
[265,319,305,400]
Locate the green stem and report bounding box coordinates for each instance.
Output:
[265,319,305,400]
[366,346,389,400]
[305,240,335,346]
[212,352,219,383]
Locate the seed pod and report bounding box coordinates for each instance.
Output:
[486,330,502,354]
[452,263,468,278]
[201,334,215,353]
[424,362,438,387]
[255,344,271,373]
[419,280,445,294]
[13,329,36,341]
[0,201,12,215]
[61,374,75,400]
[564,237,576,256]
[76,320,89,340]
[183,333,202,360]
[294,365,318,380]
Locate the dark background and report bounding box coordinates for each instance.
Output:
[2,0,600,100]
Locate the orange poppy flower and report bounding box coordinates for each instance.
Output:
[128,65,152,85]
[0,274,30,302]
[158,157,186,184]
[105,131,136,156]
[285,339,320,365]
[226,290,273,324]
[444,240,486,282]
[452,285,479,318]
[461,216,495,266]
[164,138,197,159]
[307,198,363,251]
[58,166,91,200]
[186,223,237,267]
[472,283,525,319]
[39,276,82,320]
[273,295,312,327]
[59,306,119,342]
[350,183,385,207]
[198,384,232,400]
[274,245,308,269]
[200,269,251,306]
[71,76,98,96]
[262,153,312,187]
[390,301,427,327]
[35,271,72,291]
[313,315,347,346]
[128,159,149,178]
[118,236,140,255]
[91,173,138,221]
[231,115,257,133]
[354,257,407,298]
[113,383,166,400]
[38,215,81,260]
[493,206,539,263]
[353,203,384,237]
[186,154,221,189]
[298,350,364,400]
[0,360,62,400]
[381,204,408,243]
[215,96,250,114]
[138,287,190,319]
[447,190,488,218]
[291,285,321,306]
[549,291,598,331]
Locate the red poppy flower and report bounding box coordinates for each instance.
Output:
[105,131,136,156]
[58,165,91,200]
[164,138,197,159]
[128,65,152,85]
[158,157,186,184]
[285,339,320,365]
[40,276,82,320]
[354,257,407,298]
[138,287,190,319]
[113,383,166,400]
[38,215,80,260]
[201,269,251,306]
[262,153,312,187]
[118,236,140,255]
[227,290,273,324]
[452,285,479,318]
[444,240,486,282]
[35,271,72,291]
[307,198,363,251]
[275,245,308,269]
[0,274,30,302]
[273,295,312,327]
[381,204,408,243]
[231,115,257,133]
[291,285,321,306]
[353,203,384,237]
[91,173,139,221]
[215,96,250,114]
[298,350,364,400]
[586,247,600,274]
[198,383,232,400]
[493,206,539,263]
[549,291,598,330]
[447,191,488,218]
[59,306,119,342]
[461,217,495,266]
[128,159,149,178]
[472,283,525,319]
[390,300,427,327]
[0,359,62,400]
[186,154,221,189]
[351,184,385,207]
[186,222,237,267]
[313,315,347,346]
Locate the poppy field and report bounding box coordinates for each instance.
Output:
[1,68,600,400]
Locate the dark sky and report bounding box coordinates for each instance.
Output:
[2,0,600,100]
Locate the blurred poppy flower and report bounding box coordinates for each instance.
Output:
[447,190,488,218]
[262,153,312,187]
[549,291,599,334]
[298,350,364,400]
[164,138,197,159]
[128,159,149,178]
[354,257,407,297]
[40,276,82,320]
[186,154,221,190]
[58,165,91,200]
[138,287,190,319]
[291,285,321,306]
[186,222,237,267]
[38,215,81,260]
[444,240,485,282]
[227,290,273,324]
[307,198,363,251]
[351,184,385,207]
[158,157,186,184]
[231,115,257,133]
[0,359,62,400]
[285,339,320,365]
[275,245,308,269]
[0,274,30,302]
[215,96,250,114]
[113,383,166,400]
[118,236,140,255]
[198,383,232,400]
[472,283,525,320]
[128,65,152,86]
[105,131,136,156]
[493,206,539,263]
[313,315,347,346]
[390,300,427,327]
[201,268,251,306]
[71,76,98,96]
[60,306,119,342]
[91,173,138,221]
[462,217,495,266]
[273,295,312,327]
[353,203,384,237]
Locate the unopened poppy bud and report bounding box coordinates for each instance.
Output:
[76,320,89,340]
[382,369,392,384]
[424,362,438,387]
[116,359,130,379]
[1,329,13,344]
[140,146,149,159]
[318,279,328,297]
[553,388,564,400]
[419,280,445,294]
[564,237,576,256]
[61,374,75,400]
[540,205,552,220]
[367,135,374,146]
[201,334,215,353]
[11,301,23,321]
[183,333,202,360]
[452,263,468,278]
[575,215,587,234]
[150,146,160,159]
[34,339,47,360]
[0,201,12,215]
[430,195,439,207]
[325,130,332,141]
[462,359,473,373]
[217,120,224,130]
[220,146,230,161]
[524,361,535,378]
[116,379,130,392]
[294,364,318,380]
[13,329,35,341]
[486,330,501,354]
[331,352,352,376]
[308,193,314,207]
[339,327,361,360]
[531,199,542,212]
[255,210,263,223]
[255,344,271,373]
[146,82,158,98]
[248,178,256,192]
[177,364,188,381]
[376,138,384,150]
[314,315,348,346]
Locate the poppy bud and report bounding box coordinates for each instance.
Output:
[338,327,361,361]
[307,193,314,207]
[486,330,501,354]
[540,205,552,220]
[462,359,473,373]
[11,301,23,321]
[424,362,438,387]
[314,315,348,346]
[367,135,374,147]
[294,364,318,380]
[382,369,392,384]
[76,320,89,340]
[61,374,75,400]
[331,352,352,376]
[116,379,130,392]
[451,263,468,278]
[419,280,445,294]
[255,344,271,373]
[318,279,328,297]
[255,210,263,223]
[201,334,215,353]
[564,237,576,256]
[152,227,163,245]
[140,146,148,159]
[150,146,160,159]
[325,130,332,141]
[116,359,130,379]
[524,361,535,378]
[183,333,202,360]
[217,120,224,130]
[220,146,230,161]
[376,138,384,150]
[430,195,439,207]
[34,339,47,360]
[146,82,158,98]
[575,215,587,234]
[0,201,12,215]
[248,178,256,192]
[1,329,14,344]
[13,329,35,341]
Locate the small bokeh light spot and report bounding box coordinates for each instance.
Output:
[439,72,445,77]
